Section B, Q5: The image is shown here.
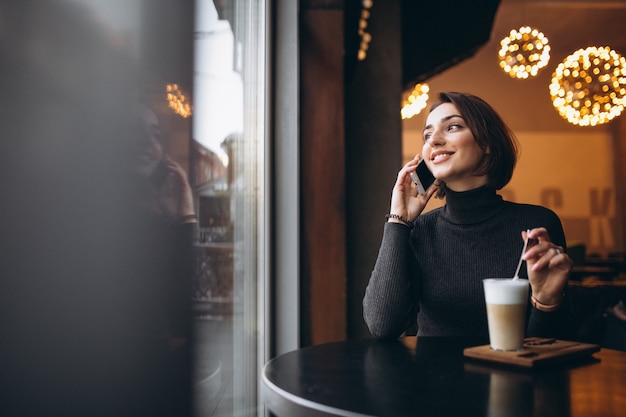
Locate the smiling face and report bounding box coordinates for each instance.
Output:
[422,102,489,192]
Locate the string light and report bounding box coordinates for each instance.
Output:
[166,83,192,118]
[401,83,429,119]
[549,46,626,127]
[357,0,373,61]
[498,26,550,79]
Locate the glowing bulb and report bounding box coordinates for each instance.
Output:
[401,83,430,119]
[549,46,626,126]
[498,26,551,79]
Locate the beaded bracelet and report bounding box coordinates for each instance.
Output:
[179,214,198,224]
[531,295,561,312]
[385,213,414,229]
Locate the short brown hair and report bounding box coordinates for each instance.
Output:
[429,92,518,190]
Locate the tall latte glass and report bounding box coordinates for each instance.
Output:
[483,279,529,351]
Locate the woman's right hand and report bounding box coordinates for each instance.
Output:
[389,154,439,222]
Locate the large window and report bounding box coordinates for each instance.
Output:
[1,1,273,415]
[191,1,267,415]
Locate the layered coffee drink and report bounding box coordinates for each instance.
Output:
[483,279,529,351]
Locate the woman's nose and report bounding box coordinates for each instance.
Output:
[427,129,445,146]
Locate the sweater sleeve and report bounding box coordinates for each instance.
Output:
[527,306,572,339]
[526,209,574,339]
[363,222,419,340]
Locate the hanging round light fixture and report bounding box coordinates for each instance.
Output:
[498,26,551,79]
[401,83,429,119]
[549,46,626,127]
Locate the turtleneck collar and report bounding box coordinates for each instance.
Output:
[440,185,505,225]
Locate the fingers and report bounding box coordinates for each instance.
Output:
[163,155,180,170]
[390,154,435,220]
[524,227,549,242]
[409,153,421,164]
[543,246,568,269]
[394,156,420,193]
[423,179,440,199]
[523,228,571,304]
[162,156,191,183]
[526,250,572,275]
[522,230,572,272]
[399,154,421,177]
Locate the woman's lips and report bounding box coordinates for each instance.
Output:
[431,151,453,163]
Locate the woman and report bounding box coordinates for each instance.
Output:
[363,91,573,340]
[126,102,197,415]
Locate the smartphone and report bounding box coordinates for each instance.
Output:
[409,158,436,195]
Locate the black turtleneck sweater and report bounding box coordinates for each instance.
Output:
[363,186,569,340]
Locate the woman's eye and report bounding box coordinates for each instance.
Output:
[423,133,432,142]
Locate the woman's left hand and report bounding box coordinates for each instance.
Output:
[523,227,573,307]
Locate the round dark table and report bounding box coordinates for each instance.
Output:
[261,337,626,417]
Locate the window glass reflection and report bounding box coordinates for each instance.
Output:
[192,1,265,415]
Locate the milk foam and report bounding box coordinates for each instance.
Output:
[483,279,529,304]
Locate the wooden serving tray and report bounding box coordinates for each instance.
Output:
[463,337,601,368]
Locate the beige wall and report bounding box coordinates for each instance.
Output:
[511,131,619,254]
[403,127,622,255]
[509,132,618,254]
